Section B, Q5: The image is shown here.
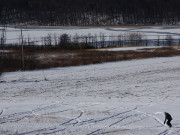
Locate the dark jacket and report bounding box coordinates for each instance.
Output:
[164,112,172,121]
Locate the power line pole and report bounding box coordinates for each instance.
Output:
[21,26,25,71]
[0,0,7,76]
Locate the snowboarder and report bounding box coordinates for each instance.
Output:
[164,112,172,127]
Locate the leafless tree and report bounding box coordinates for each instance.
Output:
[165,35,174,46]
[0,30,6,50]
[156,36,160,46]
[58,34,71,49]
[127,32,143,46]
[53,33,58,46]
[117,34,124,47]
[73,33,80,44]
[99,32,106,48]
[46,33,52,46]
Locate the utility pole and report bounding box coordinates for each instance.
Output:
[0,0,7,76]
[21,25,25,71]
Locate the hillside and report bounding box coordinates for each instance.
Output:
[0,56,180,134]
[1,0,180,25]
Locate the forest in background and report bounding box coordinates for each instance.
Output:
[1,0,180,26]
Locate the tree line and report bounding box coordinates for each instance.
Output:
[1,0,180,25]
[2,32,178,48]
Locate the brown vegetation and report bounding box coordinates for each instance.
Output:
[1,47,180,72]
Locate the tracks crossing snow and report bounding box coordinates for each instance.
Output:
[1,56,180,134]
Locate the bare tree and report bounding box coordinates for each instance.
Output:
[46,33,52,46]
[127,32,143,46]
[58,34,71,49]
[117,34,124,47]
[0,30,6,50]
[42,33,53,46]
[53,33,58,46]
[87,33,92,45]
[165,35,174,46]
[92,34,98,48]
[27,34,31,46]
[73,33,80,44]
[156,36,160,46]
[99,32,106,48]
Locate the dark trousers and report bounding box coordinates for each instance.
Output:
[167,120,172,127]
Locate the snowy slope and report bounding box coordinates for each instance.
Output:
[0,56,180,134]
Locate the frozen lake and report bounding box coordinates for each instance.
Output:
[1,26,180,45]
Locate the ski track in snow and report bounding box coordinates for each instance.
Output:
[1,56,180,134]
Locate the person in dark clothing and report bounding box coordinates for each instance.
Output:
[164,112,172,127]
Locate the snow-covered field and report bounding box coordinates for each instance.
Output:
[0,56,180,134]
[98,46,164,51]
[1,26,180,45]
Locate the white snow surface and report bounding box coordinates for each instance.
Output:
[98,46,163,51]
[1,56,180,134]
[2,26,180,45]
